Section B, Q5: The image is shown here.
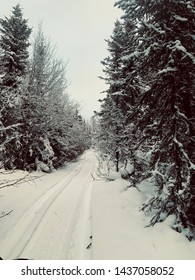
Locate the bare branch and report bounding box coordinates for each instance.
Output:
[0,210,13,218]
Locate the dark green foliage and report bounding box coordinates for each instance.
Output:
[0,4,31,88]
[96,20,138,171]
[97,0,195,238]
[0,4,32,169]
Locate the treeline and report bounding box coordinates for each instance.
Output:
[95,0,195,239]
[0,4,91,172]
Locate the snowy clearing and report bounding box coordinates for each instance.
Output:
[0,150,195,260]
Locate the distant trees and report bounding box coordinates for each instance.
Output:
[97,0,195,239]
[97,20,137,172]
[0,4,91,172]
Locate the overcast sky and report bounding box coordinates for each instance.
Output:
[0,0,122,119]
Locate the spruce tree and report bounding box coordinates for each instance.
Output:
[116,0,195,238]
[97,20,127,172]
[0,4,31,169]
[0,4,31,89]
[97,17,141,177]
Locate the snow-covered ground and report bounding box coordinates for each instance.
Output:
[0,151,95,260]
[0,150,195,260]
[92,178,195,259]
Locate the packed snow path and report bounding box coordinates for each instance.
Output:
[0,151,95,260]
[1,150,195,260]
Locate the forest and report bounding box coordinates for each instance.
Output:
[95,0,195,240]
[0,1,195,241]
[0,4,91,174]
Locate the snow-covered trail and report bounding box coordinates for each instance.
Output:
[0,151,95,260]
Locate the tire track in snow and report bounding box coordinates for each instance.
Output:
[60,165,94,260]
[0,161,84,259]
[15,152,95,259]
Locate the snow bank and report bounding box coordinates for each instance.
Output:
[92,178,195,259]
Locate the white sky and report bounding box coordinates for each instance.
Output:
[0,0,122,119]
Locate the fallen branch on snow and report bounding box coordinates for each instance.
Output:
[0,210,13,218]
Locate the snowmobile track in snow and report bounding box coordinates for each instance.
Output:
[0,152,95,259]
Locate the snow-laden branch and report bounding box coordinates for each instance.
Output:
[143,22,165,35]
[157,67,177,75]
[173,137,195,170]
[173,14,188,22]
[168,40,195,64]
[175,106,191,134]
[0,123,23,132]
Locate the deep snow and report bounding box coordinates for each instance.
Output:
[0,150,195,260]
[92,178,195,259]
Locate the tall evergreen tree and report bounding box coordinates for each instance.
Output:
[97,20,127,172]
[0,4,31,168]
[97,17,141,179]
[115,0,195,238]
[0,4,31,89]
